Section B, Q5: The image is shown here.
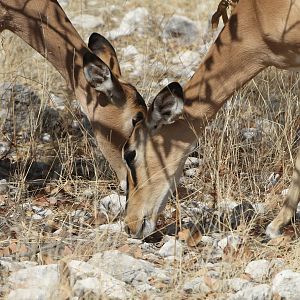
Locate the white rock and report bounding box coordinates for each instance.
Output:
[49,93,65,110]
[184,157,201,169]
[183,276,211,294]
[218,235,243,251]
[73,276,129,300]
[32,214,43,221]
[98,222,123,233]
[122,45,139,58]
[252,203,265,215]
[229,284,272,300]
[158,237,183,258]
[108,8,150,40]
[172,50,200,69]
[99,193,126,216]
[0,141,10,156]
[244,259,271,281]
[41,132,52,143]
[7,288,49,300]
[0,260,37,272]
[8,264,59,296]
[88,250,169,286]
[0,179,8,194]
[184,167,199,177]
[282,188,289,196]
[272,270,300,300]
[161,15,199,45]
[72,14,104,29]
[225,278,255,292]
[241,128,262,141]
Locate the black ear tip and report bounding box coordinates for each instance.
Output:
[168,82,183,98]
[88,32,100,47]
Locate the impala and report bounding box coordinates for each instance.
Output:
[122,0,300,239]
[0,0,149,190]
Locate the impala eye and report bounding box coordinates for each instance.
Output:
[132,111,144,127]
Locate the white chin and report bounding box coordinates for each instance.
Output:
[133,219,156,239]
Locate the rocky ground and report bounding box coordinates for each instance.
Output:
[0,0,300,299]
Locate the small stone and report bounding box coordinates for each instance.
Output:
[244,259,271,281]
[32,214,43,221]
[98,222,123,233]
[218,235,243,251]
[0,141,10,156]
[225,278,255,292]
[241,128,262,141]
[72,14,104,29]
[229,284,272,300]
[184,167,199,177]
[73,276,129,300]
[158,237,183,258]
[172,50,200,69]
[0,179,8,194]
[183,276,211,294]
[99,193,126,217]
[184,157,201,169]
[108,8,150,40]
[88,250,169,286]
[49,93,65,110]
[161,15,199,45]
[272,269,300,300]
[122,45,139,58]
[41,133,52,142]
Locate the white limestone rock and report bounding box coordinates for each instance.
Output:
[229,284,272,300]
[184,167,199,177]
[8,264,59,298]
[88,250,169,287]
[184,157,201,169]
[218,235,243,251]
[183,276,211,294]
[225,278,255,292]
[272,269,300,300]
[72,14,104,29]
[244,259,271,281]
[7,288,49,300]
[73,276,129,300]
[158,237,183,258]
[108,8,150,40]
[161,15,199,45]
[99,193,126,217]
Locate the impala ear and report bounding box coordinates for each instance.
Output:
[83,51,124,104]
[147,82,184,132]
[88,32,121,78]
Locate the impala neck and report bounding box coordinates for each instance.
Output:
[0,0,90,112]
[183,1,267,134]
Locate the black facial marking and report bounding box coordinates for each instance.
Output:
[124,149,138,187]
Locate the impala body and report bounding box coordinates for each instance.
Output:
[122,0,300,238]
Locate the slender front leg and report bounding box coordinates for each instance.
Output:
[266,147,300,238]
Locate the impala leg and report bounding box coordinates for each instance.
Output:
[266,147,300,238]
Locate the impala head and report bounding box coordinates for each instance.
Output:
[123,82,196,238]
[82,33,147,186]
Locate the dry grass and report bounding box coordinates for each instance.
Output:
[0,0,300,297]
